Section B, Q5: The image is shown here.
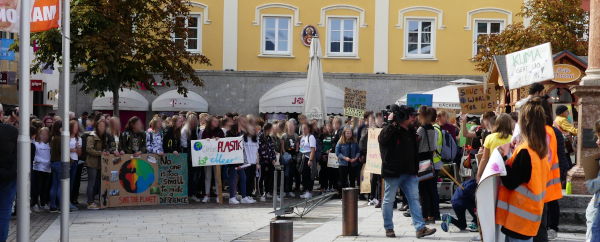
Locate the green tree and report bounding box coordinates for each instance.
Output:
[473,0,588,72]
[31,0,210,116]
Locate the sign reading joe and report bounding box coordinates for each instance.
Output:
[191,136,245,167]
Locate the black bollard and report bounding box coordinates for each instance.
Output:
[342,187,358,236]
[270,220,293,242]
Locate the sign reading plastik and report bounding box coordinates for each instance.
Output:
[159,154,188,204]
[100,154,160,208]
[506,43,554,90]
[364,128,382,175]
[457,84,497,114]
[191,137,245,167]
[344,87,367,118]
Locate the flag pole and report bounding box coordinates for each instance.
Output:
[17,0,32,240]
[59,0,71,240]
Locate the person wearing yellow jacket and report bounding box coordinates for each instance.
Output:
[554,105,577,136]
[496,98,550,241]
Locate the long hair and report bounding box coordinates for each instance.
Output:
[69,120,80,138]
[205,116,220,132]
[125,116,141,132]
[519,97,548,158]
[338,127,356,145]
[50,120,62,137]
[493,113,513,139]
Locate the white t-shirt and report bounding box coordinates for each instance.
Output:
[33,142,51,173]
[299,135,316,155]
[244,139,260,164]
[69,137,82,161]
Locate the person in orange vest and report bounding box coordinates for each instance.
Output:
[496,98,550,241]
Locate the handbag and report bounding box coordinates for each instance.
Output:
[417,128,435,182]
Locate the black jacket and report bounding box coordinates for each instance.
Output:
[163,127,182,153]
[0,124,18,182]
[378,124,418,178]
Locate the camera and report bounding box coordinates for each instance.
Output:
[382,104,416,125]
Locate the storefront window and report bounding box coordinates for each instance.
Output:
[548,88,573,103]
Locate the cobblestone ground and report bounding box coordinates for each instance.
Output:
[7,212,58,242]
[26,198,585,242]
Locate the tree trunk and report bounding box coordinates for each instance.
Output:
[112,86,120,117]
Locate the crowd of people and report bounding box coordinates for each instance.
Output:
[0,81,592,241]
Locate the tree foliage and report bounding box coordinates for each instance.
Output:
[30,0,210,115]
[472,0,588,72]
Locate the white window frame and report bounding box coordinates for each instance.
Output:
[326,16,358,58]
[260,15,293,56]
[403,18,436,59]
[173,13,203,53]
[472,19,504,57]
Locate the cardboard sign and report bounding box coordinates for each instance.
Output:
[360,166,371,194]
[344,87,367,118]
[100,154,160,208]
[0,0,60,33]
[476,147,508,242]
[190,136,245,167]
[159,154,189,204]
[506,43,554,89]
[457,84,497,114]
[364,128,382,174]
[553,64,582,83]
[407,94,433,109]
[327,153,339,168]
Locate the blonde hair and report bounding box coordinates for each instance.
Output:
[338,127,356,145]
[149,117,161,130]
[37,127,50,143]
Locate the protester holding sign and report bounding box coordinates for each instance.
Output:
[181,113,201,202]
[242,125,260,203]
[85,119,110,210]
[163,115,183,154]
[200,116,225,203]
[121,116,147,155]
[146,117,164,155]
[476,114,513,182]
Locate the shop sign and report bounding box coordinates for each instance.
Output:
[553,64,582,83]
[31,79,43,91]
[0,38,15,60]
[506,43,554,90]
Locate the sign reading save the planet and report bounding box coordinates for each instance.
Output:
[100,154,160,208]
[191,136,245,167]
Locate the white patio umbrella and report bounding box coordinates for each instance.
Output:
[303,36,327,120]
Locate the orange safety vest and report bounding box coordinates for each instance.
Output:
[545,125,563,202]
[496,143,548,237]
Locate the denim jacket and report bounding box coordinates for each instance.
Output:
[335,142,360,167]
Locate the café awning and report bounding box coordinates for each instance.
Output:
[152,90,208,112]
[259,79,344,114]
[92,89,149,111]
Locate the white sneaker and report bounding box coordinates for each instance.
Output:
[31,205,41,213]
[372,199,379,206]
[300,192,312,199]
[287,192,295,198]
[41,205,50,210]
[266,193,273,198]
[547,229,557,240]
[229,198,240,204]
[201,196,209,203]
[260,195,267,202]
[241,197,256,204]
[190,196,201,202]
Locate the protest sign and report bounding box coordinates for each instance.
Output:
[327,153,339,168]
[407,94,433,109]
[506,43,554,89]
[476,147,508,242]
[100,154,160,208]
[0,0,60,33]
[191,136,245,167]
[159,154,188,204]
[457,84,497,114]
[360,167,371,194]
[364,128,382,174]
[344,87,367,118]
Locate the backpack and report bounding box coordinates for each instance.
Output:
[437,127,458,162]
[80,132,90,161]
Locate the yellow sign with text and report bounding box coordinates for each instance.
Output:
[553,64,582,84]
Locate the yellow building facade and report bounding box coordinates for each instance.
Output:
[187,0,523,75]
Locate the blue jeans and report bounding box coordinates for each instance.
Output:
[505,236,533,242]
[382,174,425,231]
[228,167,247,198]
[592,203,600,242]
[0,180,16,242]
[49,162,62,209]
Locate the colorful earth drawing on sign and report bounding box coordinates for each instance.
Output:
[193,141,203,151]
[119,158,155,193]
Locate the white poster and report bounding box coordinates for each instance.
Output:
[476,147,508,242]
[506,43,554,90]
[327,153,339,168]
[190,137,245,167]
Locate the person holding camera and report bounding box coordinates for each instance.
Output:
[379,104,436,238]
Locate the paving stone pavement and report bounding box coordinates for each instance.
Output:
[29,198,586,242]
[6,212,58,242]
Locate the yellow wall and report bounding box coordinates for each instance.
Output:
[190,0,223,70]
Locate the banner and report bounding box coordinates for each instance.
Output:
[159,154,189,204]
[457,84,497,114]
[344,87,367,118]
[407,94,433,109]
[506,43,554,89]
[191,136,245,167]
[364,128,382,174]
[327,153,339,168]
[0,38,14,60]
[0,0,60,33]
[100,154,160,208]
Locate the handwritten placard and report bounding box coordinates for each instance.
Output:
[364,128,382,174]
[457,84,497,114]
[506,43,554,89]
[100,154,160,208]
[407,94,433,109]
[159,154,189,204]
[344,88,367,118]
[191,136,245,167]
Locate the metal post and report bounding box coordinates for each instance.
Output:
[279,167,284,208]
[17,0,32,240]
[342,187,358,236]
[272,167,278,209]
[59,0,71,241]
[270,220,293,242]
